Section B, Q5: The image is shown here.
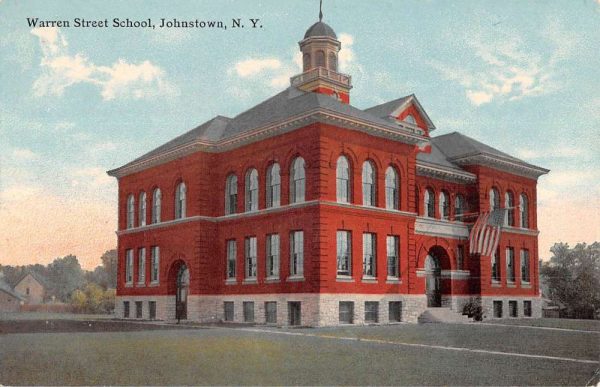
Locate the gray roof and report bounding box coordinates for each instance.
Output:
[304,21,337,39]
[115,87,414,172]
[432,132,529,164]
[13,271,48,289]
[416,141,468,174]
[364,96,411,119]
[0,275,24,300]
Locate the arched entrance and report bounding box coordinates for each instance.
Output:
[175,264,189,320]
[425,254,442,307]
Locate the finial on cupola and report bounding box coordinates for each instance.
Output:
[319,0,323,21]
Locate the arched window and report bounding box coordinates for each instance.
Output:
[385,166,399,210]
[126,194,135,229]
[303,53,311,71]
[152,188,161,223]
[439,191,450,220]
[245,169,259,212]
[362,161,376,206]
[315,50,325,67]
[225,174,238,215]
[139,192,147,226]
[266,163,280,208]
[520,194,529,228]
[404,115,416,125]
[424,188,435,217]
[175,182,186,219]
[290,157,305,203]
[454,194,465,221]
[505,191,515,226]
[336,156,350,203]
[328,52,337,71]
[489,188,500,211]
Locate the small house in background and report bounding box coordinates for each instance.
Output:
[13,272,46,305]
[0,273,24,312]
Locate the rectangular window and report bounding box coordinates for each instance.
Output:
[266,234,280,278]
[245,237,257,279]
[125,249,134,284]
[150,246,160,283]
[243,301,255,322]
[288,302,301,326]
[386,236,399,278]
[523,301,532,317]
[123,301,130,318]
[506,247,515,282]
[509,300,518,317]
[148,301,156,319]
[491,249,500,282]
[135,301,143,318]
[521,249,530,283]
[339,301,354,324]
[365,301,379,323]
[137,248,146,284]
[265,301,277,324]
[455,245,464,271]
[226,240,236,279]
[336,231,351,276]
[493,301,503,318]
[363,233,376,277]
[389,301,402,322]
[224,302,234,322]
[290,231,304,277]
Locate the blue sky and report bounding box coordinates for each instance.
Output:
[0,0,598,269]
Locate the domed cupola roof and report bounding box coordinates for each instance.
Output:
[304,21,337,39]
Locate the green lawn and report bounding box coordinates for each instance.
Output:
[0,320,598,386]
[483,317,600,331]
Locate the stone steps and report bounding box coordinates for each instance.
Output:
[418,307,473,324]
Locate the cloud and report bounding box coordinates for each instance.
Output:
[515,145,588,160]
[233,58,282,77]
[71,167,114,189]
[11,148,39,161]
[0,184,116,270]
[429,21,576,106]
[31,27,178,100]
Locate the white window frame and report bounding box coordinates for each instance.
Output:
[245,169,259,212]
[290,157,305,204]
[225,174,238,215]
[506,247,515,283]
[139,192,146,227]
[362,233,376,278]
[245,237,257,280]
[226,240,236,280]
[385,166,399,210]
[150,246,160,283]
[519,194,529,228]
[266,234,280,279]
[152,188,161,223]
[336,156,351,203]
[454,194,464,221]
[505,191,515,226]
[125,249,133,284]
[439,191,449,220]
[137,248,146,285]
[290,231,304,277]
[424,189,435,217]
[521,249,530,284]
[362,161,376,206]
[266,163,281,208]
[336,231,351,277]
[491,249,500,282]
[386,235,399,279]
[490,188,500,211]
[175,182,186,219]
[126,195,135,229]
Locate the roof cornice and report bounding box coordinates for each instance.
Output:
[108,108,427,178]
[416,161,477,184]
[450,153,549,180]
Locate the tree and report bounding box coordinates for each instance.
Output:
[541,242,600,319]
[100,249,118,289]
[45,255,85,302]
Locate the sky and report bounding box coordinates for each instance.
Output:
[0,0,598,270]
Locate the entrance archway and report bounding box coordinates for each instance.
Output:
[425,254,441,307]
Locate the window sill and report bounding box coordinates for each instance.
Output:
[521,283,531,288]
[286,276,305,282]
[225,279,237,285]
[149,282,159,287]
[125,283,133,288]
[136,283,146,287]
[386,277,401,284]
[491,281,502,288]
[507,282,516,288]
[336,276,354,283]
[265,277,280,283]
[361,277,378,283]
[242,279,258,285]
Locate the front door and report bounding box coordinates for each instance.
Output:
[176,265,189,320]
[288,302,301,326]
[425,254,442,307]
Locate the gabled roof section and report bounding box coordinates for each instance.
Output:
[416,142,476,183]
[0,275,25,300]
[14,271,48,289]
[432,132,549,179]
[365,94,436,131]
[108,87,428,178]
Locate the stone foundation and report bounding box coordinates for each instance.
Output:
[480,295,542,319]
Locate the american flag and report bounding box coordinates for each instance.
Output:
[468,208,506,257]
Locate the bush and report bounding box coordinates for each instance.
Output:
[70,283,115,314]
[462,297,483,321]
